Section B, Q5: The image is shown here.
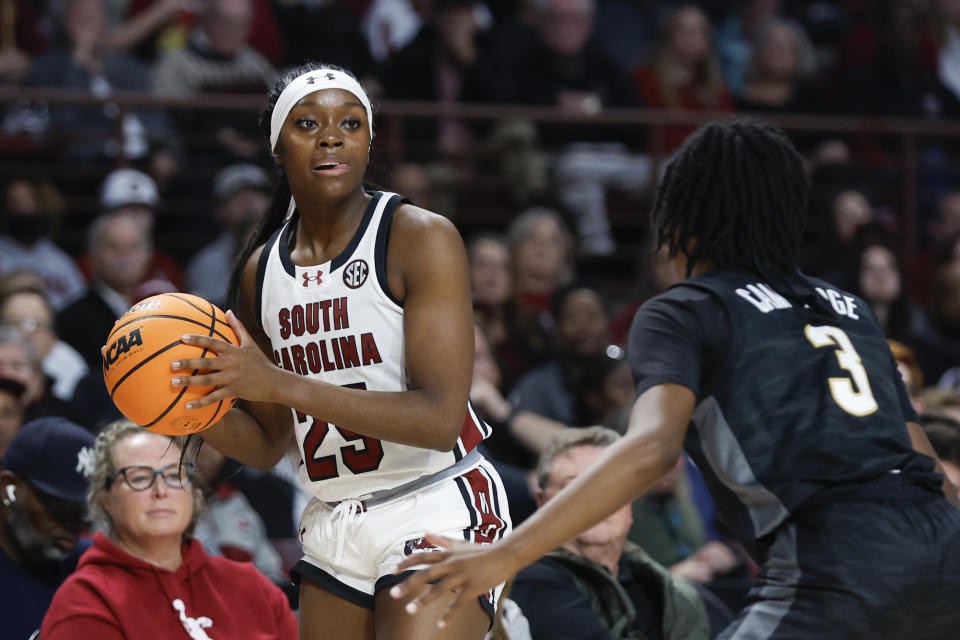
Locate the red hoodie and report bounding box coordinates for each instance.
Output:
[41,533,297,640]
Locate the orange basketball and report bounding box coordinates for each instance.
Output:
[102,293,239,436]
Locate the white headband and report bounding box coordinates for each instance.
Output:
[269,68,374,152]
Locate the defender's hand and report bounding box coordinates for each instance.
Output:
[389,534,517,628]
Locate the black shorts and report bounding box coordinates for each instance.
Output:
[718,474,960,640]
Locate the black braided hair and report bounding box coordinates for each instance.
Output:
[225,61,361,310]
[653,117,809,282]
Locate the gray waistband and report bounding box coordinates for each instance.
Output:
[327,448,484,509]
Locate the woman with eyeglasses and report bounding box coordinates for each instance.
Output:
[40,420,297,640]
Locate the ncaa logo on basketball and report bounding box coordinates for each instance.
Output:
[103,328,144,371]
[343,259,369,289]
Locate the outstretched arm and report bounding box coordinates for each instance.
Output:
[389,383,695,626]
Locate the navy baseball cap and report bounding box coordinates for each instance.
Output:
[2,417,95,503]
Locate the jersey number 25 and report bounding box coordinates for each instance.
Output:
[804,324,879,417]
[299,382,385,481]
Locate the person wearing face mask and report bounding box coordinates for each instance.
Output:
[0,180,87,311]
[0,416,96,640]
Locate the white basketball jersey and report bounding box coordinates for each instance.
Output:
[256,191,490,501]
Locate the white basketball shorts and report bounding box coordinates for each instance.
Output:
[291,456,512,620]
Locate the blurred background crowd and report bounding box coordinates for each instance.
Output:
[4,0,960,638]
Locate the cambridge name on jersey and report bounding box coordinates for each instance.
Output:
[256,191,491,502]
[628,268,940,545]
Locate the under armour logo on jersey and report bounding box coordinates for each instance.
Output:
[343,259,369,289]
[302,270,323,287]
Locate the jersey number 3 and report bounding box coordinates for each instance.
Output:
[300,382,385,481]
[804,324,879,416]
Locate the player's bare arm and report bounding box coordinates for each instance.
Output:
[906,420,960,505]
[390,383,695,625]
[176,205,475,452]
[179,245,294,470]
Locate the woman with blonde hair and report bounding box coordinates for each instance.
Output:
[41,420,296,639]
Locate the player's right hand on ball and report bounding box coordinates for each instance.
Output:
[171,310,277,407]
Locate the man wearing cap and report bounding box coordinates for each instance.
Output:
[76,167,183,297]
[0,416,95,640]
[58,168,185,371]
[186,163,269,307]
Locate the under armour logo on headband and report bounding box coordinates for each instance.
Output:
[270,68,374,151]
[305,73,339,84]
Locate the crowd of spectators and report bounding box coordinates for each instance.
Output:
[3,0,960,638]
[5,1,960,257]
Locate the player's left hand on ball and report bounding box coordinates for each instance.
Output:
[389,534,515,628]
[171,310,276,407]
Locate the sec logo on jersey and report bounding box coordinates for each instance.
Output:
[344,259,369,289]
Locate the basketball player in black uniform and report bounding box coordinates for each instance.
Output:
[392,119,960,638]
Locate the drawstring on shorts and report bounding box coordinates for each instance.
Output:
[324,498,366,563]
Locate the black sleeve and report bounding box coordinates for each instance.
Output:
[627,287,729,399]
[510,560,617,640]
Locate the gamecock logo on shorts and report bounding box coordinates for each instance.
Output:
[403,537,439,556]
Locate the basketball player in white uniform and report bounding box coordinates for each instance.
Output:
[171,63,511,640]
